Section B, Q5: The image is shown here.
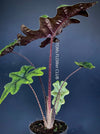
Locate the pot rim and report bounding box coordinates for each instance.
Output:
[29,119,68,134]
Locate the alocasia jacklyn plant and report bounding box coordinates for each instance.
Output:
[0,1,96,133]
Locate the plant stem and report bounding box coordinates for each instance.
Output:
[53,67,82,115]
[47,37,53,113]
[12,51,47,108]
[63,67,82,82]
[12,51,34,66]
[38,77,47,107]
[28,84,47,126]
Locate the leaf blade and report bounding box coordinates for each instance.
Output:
[51,81,69,114]
[75,61,95,69]
[0,65,46,104]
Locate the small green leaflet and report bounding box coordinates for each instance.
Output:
[0,65,46,104]
[51,81,69,114]
[40,15,49,18]
[57,4,70,9]
[75,61,95,69]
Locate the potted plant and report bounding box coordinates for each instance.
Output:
[0,2,97,134]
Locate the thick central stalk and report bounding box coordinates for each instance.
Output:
[48,37,53,113]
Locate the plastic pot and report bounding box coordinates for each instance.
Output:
[29,120,68,134]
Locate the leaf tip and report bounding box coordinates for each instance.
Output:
[0,99,2,104]
[57,4,69,9]
[43,67,46,70]
[74,61,79,66]
[40,15,49,18]
[91,65,95,69]
[96,1,99,4]
[93,1,98,5]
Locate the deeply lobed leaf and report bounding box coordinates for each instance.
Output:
[0,65,46,104]
[51,81,69,114]
[0,2,97,57]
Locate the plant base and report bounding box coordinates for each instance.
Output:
[29,120,67,134]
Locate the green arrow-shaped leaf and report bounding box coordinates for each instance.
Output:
[0,65,46,104]
[75,61,95,69]
[51,81,69,114]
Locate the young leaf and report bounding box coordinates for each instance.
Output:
[75,61,95,69]
[51,81,69,114]
[0,65,46,104]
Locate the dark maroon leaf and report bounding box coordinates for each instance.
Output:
[17,2,96,47]
[40,37,59,48]
[0,2,97,57]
